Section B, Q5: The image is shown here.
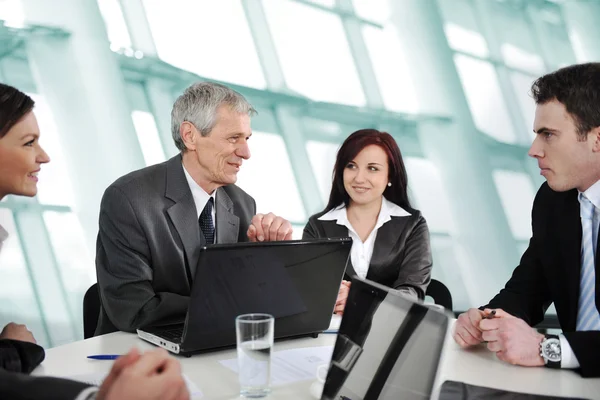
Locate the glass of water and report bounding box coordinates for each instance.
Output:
[236,313,274,398]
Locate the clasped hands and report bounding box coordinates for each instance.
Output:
[453,308,545,367]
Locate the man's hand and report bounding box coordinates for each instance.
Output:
[96,348,141,400]
[479,308,545,367]
[0,323,36,344]
[453,308,485,348]
[247,213,293,242]
[98,348,189,400]
[334,280,351,315]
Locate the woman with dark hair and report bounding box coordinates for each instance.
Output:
[0,83,189,400]
[303,129,432,314]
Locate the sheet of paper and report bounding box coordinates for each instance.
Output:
[219,345,334,386]
[325,314,342,333]
[65,371,203,398]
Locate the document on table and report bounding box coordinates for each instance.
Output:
[65,372,203,398]
[325,314,342,333]
[219,345,334,386]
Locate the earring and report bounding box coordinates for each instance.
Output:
[387,182,392,187]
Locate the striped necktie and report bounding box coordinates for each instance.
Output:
[576,194,600,331]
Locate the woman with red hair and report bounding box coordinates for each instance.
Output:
[303,129,432,315]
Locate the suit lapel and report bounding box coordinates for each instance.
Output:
[369,217,408,271]
[558,191,582,331]
[164,155,201,281]
[320,220,357,277]
[215,187,240,243]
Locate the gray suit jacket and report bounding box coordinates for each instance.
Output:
[95,154,256,335]
[303,208,432,299]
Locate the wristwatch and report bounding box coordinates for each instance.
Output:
[540,334,561,368]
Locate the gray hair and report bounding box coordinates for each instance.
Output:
[171,82,257,151]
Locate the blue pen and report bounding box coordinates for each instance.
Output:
[87,355,121,360]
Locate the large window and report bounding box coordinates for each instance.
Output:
[142,0,266,88]
[262,0,365,106]
[1,0,586,345]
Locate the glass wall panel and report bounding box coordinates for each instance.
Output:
[404,158,455,234]
[362,25,418,113]
[454,54,517,144]
[131,110,166,166]
[30,95,76,207]
[43,211,95,335]
[143,0,266,88]
[0,209,48,346]
[305,140,339,205]
[492,170,536,241]
[262,0,365,106]
[509,71,537,140]
[96,0,132,49]
[444,23,489,58]
[236,132,306,223]
[351,0,390,24]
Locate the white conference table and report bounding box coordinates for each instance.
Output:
[33,328,600,399]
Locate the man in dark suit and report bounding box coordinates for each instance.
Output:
[95,82,293,335]
[454,63,600,377]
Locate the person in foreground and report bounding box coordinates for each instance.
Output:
[95,81,294,334]
[303,129,432,314]
[453,63,600,378]
[0,83,189,399]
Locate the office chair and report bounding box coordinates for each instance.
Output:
[425,279,453,311]
[83,282,100,339]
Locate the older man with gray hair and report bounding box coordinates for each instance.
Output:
[95,82,293,335]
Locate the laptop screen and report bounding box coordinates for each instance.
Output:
[322,279,449,400]
[180,238,351,352]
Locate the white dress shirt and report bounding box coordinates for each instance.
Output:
[561,179,600,369]
[317,197,411,279]
[183,163,217,244]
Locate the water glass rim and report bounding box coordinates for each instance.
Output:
[236,313,274,323]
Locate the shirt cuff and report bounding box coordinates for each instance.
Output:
[74,387,99,400]
[559,333,580,369]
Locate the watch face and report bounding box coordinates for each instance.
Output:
[542,338,561,362]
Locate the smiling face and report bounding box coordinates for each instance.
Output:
[529,99,600,192]
[343,144,389,207]
[181,104,252,194]
[0,112,50,199]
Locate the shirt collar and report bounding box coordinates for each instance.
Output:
[318,197,411,231]
[182,163,216,220]
[579,179,600,211]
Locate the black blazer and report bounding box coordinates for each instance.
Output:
[0,340,91,399]
[485,182,600,377]
[0,369,91,400]
[302,207,432,299]
[95,154,256,335]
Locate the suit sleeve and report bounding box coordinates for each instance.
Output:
[483,189,552,326]
[0,369,93,400]
[0,339,45,373]
[562,331,600,377]
[391,216,432,300]
[96,186,189,333]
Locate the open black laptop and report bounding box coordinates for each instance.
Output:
[321,278,450,400]
[137,238,351,355]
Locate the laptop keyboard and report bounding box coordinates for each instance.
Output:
[154,326,184,342]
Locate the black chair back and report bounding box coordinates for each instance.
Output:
[83,282,100,339]
[425,279,453,311]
